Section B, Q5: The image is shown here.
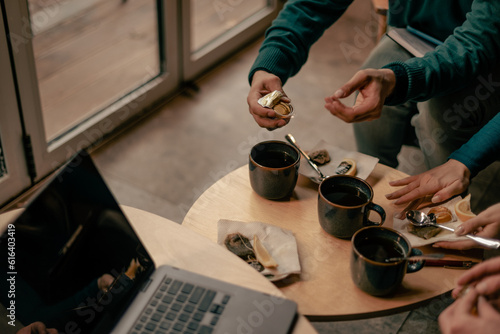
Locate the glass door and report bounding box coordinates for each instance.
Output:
[182,0,280,81]
[2,0,179,181]
[0,7,31,205]
[1,0,282,207]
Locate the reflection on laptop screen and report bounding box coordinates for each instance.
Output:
[0,151,155,333]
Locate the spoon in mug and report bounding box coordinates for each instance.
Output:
[384,252,445,263]
[285,134,328,182]
[406,210,500,249]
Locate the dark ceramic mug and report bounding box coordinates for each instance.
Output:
[350,226,424,296]
[317,175,385,239]
[249,140,300,200]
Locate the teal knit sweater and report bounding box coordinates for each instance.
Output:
[249,0,499,104]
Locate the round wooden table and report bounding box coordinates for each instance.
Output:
[0,208,317,334]
[182,164,481,321]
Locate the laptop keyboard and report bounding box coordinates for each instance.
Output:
[129,275,231,334]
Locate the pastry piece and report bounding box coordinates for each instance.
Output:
[407,206,453,239]
[335,158,356,176]
[428,206,454,223]
[309,149,330,165]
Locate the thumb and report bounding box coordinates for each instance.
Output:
[334,71,368,98]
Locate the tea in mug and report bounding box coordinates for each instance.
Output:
[324,185,367,206]
[356,236,406,263]
[253,151,296,168]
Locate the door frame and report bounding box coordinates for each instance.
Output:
[2,0,180,182]
[181,0,281,81]
[0,4,31,205]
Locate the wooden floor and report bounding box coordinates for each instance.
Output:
[31,0,159,141]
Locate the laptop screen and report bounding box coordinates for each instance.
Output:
[0,151,155,333]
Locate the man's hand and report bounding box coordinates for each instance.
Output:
[385,159,471,205]
[433,203,500,250]
[98,273,115,292]
[324,68,396,123]
[247,70,290,130]
[439,287,500,334]
[452,256,500,303]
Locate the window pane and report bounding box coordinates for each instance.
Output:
[28,0,160,142]
[191,0,268,52]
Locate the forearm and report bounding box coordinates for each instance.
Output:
[383,0,500,105]
[448,112,500,177]
[248,0,352,85]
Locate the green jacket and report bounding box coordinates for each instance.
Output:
[383,0,500,105]
[448,113,500,177]
[249,0,499,104]
[249,0,500,177]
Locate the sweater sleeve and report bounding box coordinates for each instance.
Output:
[383,0,500,105]
[248,0,353,85]
[449,112,500,177]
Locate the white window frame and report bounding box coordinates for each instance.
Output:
[0,6,31,205]
[2,0,179,183]
[181,0,281,81]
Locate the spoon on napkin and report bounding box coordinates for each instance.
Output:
[285,134,328,182]
[406,210,500,249]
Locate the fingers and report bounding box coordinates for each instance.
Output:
[474,274,500,296]
[389,189,425,205]
[389,175,417,187]
[385,182,420,202]
[326,68,395,124]
[438,289,478,334]
[456,215,492,236]
[334,70,370,98]
[432,240,477,251]
[457,257,500,288]
[16,322,58,334]
[456,287,479,314]
[477,295,500,318]
[324,97,379,123]
[432,180,469,204]
[386,181,436,205]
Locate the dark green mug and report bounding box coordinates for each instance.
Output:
[249,140,300,200]
[350,226,424,296]
[318,175,385,239]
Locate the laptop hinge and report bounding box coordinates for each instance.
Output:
[22,134,37,182]
[141,278,153,292]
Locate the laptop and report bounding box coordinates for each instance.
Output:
[0,150,297,334]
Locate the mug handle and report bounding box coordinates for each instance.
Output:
[407,248,425,273]
[364,202,386,227]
